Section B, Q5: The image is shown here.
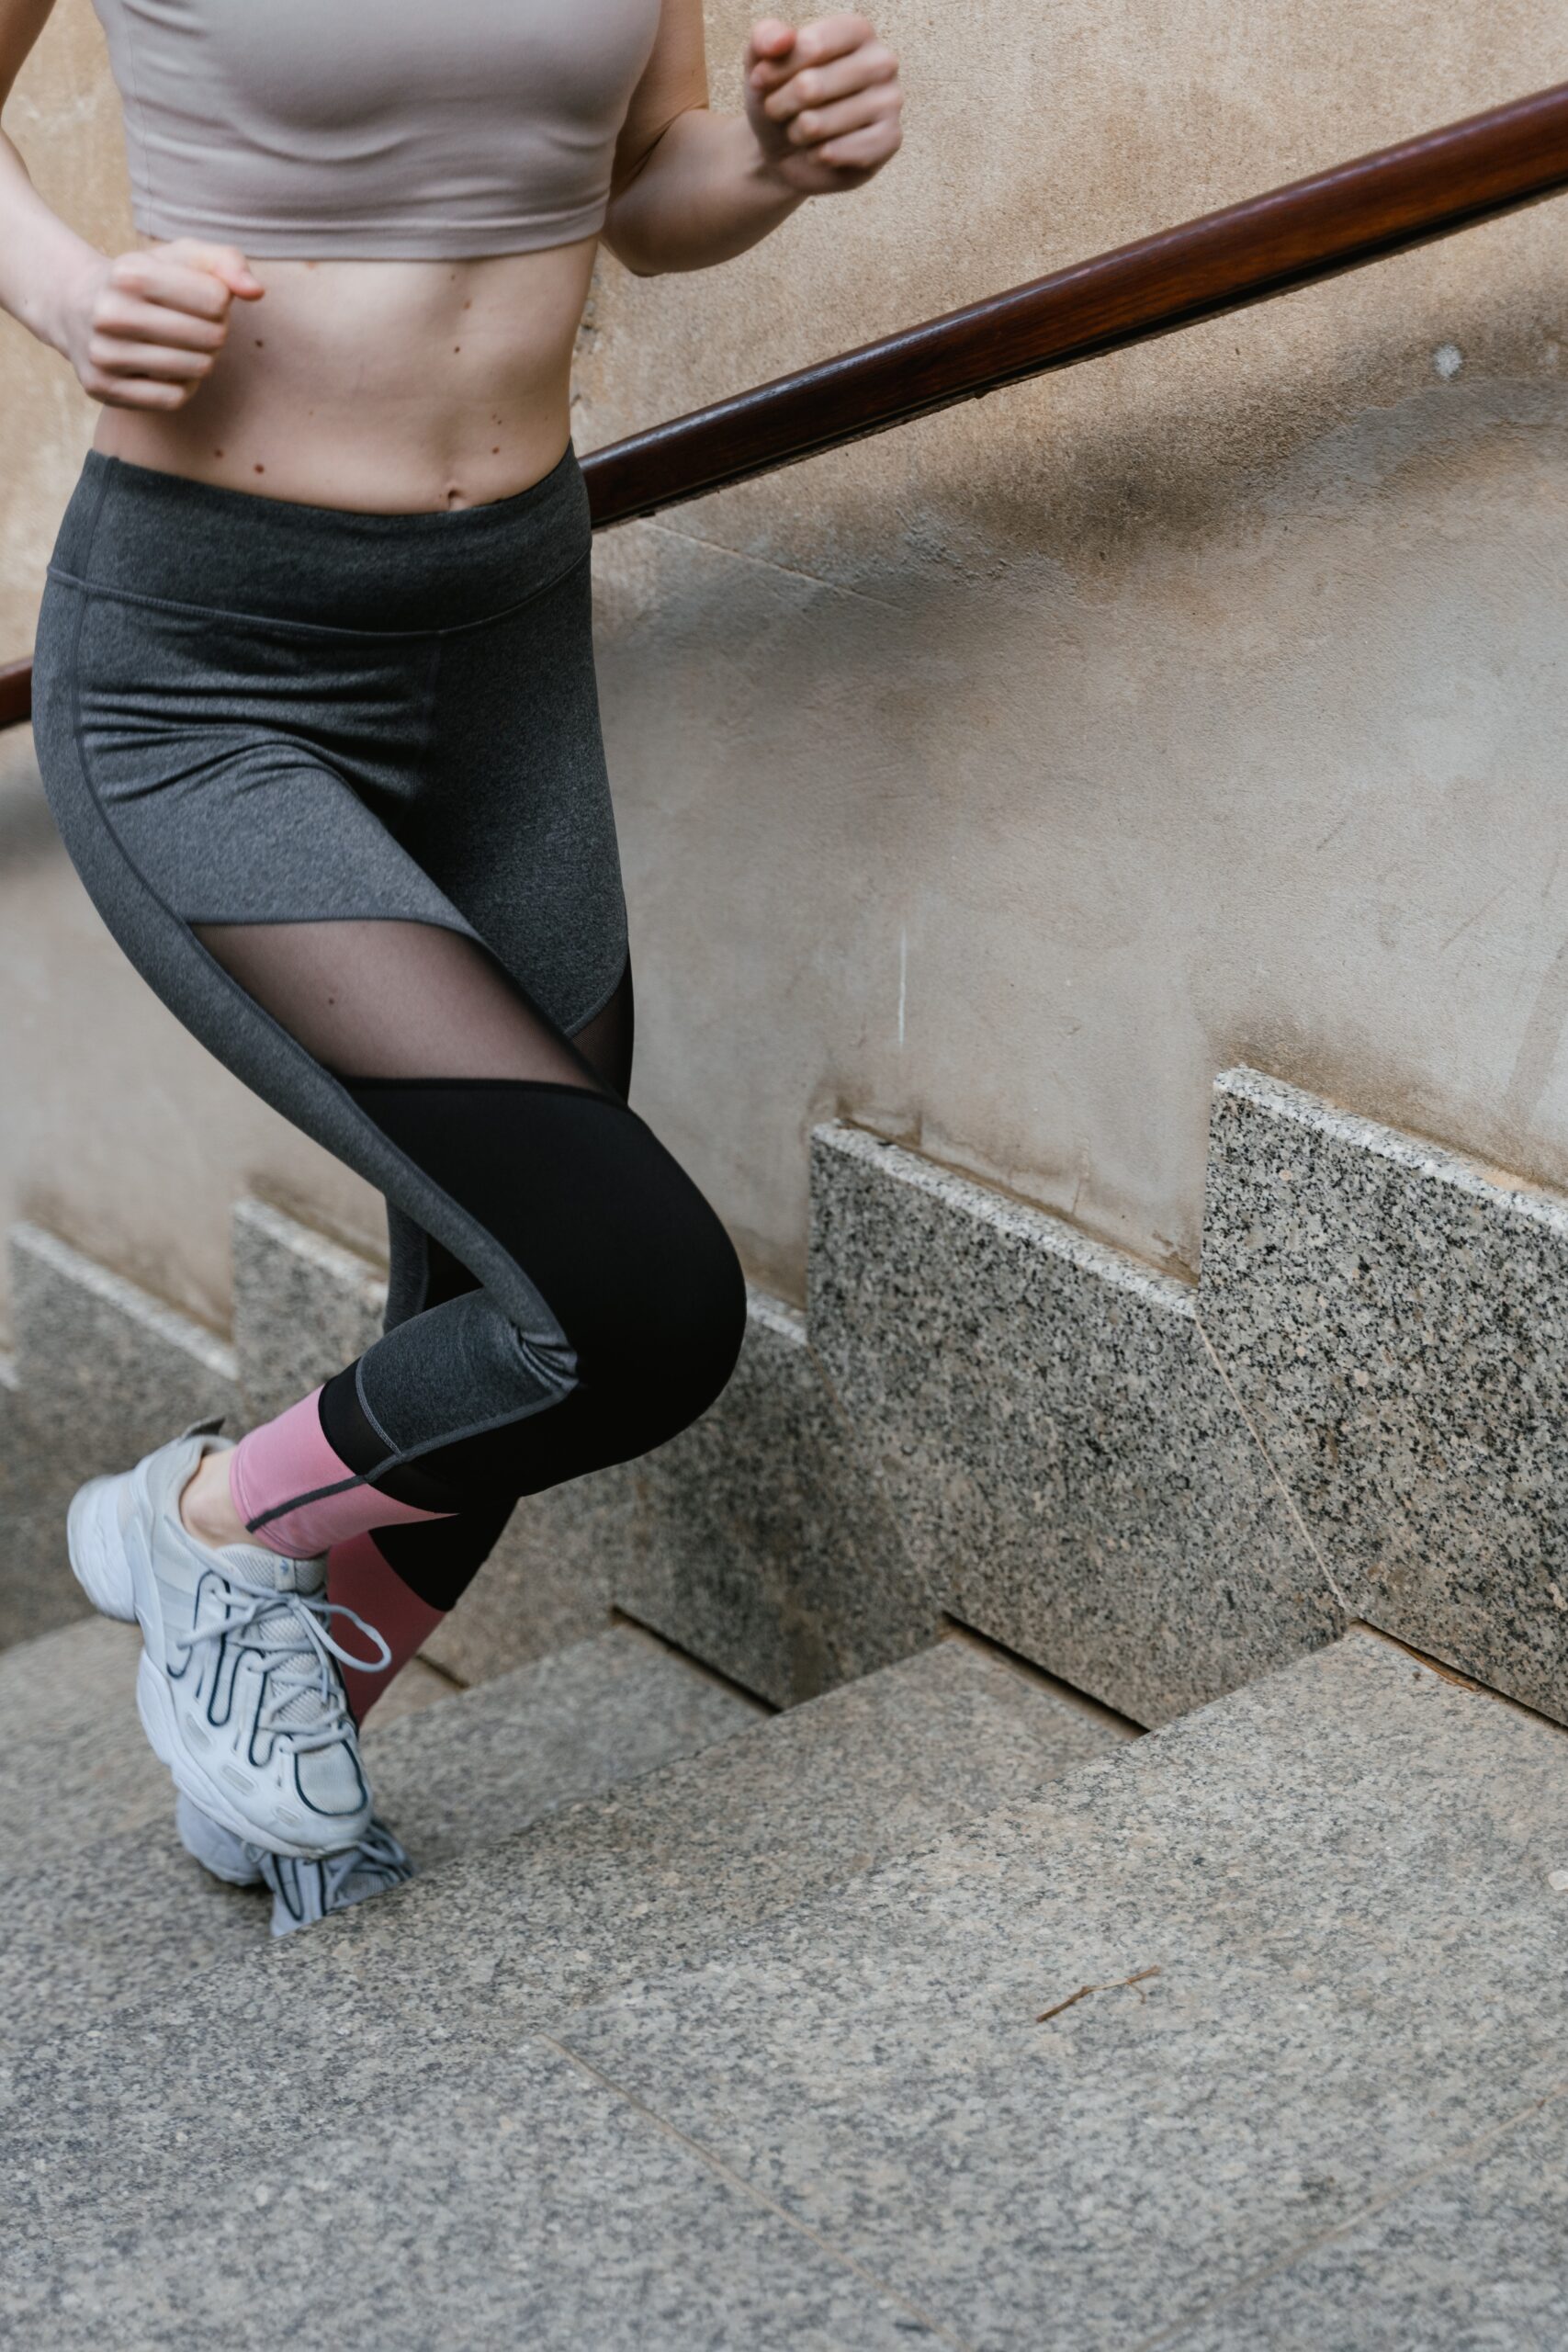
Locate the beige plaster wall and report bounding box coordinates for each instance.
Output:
[0,0,126,659]
[1,0,1565,1339]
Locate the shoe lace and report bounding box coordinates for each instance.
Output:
[320,1818,412,1905]
[175,1567,392,1755]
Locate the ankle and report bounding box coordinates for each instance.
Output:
[178,1449,252,1553]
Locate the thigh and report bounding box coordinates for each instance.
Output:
[378,940,635,1336]
[31,570,569,1359]
[406,556,630,1039]
[49,575,476,937]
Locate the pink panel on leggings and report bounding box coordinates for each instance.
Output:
[228,1386,453,1559]
[327,1532,446,1724]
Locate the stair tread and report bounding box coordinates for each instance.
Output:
[12,1627,1568,2342]
[0,1617,168,1872]
[6,1633,1564,2346]
[547,1630,1568,2347]
[0,1637,1122,2278]
[0,1626,755,2045]
[5,2043,927,2352]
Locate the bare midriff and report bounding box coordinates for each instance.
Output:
[91,238,601,514]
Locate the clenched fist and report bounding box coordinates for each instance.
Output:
[61,237,263,411]
[746,14,903,193]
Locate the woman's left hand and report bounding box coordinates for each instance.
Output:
[745,15,903,194]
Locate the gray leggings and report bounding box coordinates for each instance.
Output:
[31,447,746,1607]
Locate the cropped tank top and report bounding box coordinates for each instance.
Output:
[88,0,664,259]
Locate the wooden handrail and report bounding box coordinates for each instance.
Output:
[0,659,29,729]
[583,79,1568,525]
[4,78,1567,730]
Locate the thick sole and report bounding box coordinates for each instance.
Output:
[175,1792,265,1888]
[65,1474,138,1622]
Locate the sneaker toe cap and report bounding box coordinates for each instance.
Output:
[293,1739,373,1826]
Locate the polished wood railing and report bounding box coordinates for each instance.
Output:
[3,79,1566,729]
[585,80,1568,524]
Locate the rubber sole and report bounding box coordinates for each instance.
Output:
[175,1792,265,1888]
[65,1474,137,1622]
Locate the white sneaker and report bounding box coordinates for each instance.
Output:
[66,1420,389,1859]
[175,1792,415,1936]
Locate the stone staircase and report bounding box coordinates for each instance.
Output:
[7,1084,1568,2345]
[3,1601,1565,2346]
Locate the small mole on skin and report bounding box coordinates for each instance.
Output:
[454,345,461,354]
[254,339,265,348]
[491,446,500,455]
[212,447,224,458]
[254,464,265,475]
[462,300,472,311]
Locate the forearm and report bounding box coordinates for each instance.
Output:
[604,108,804,277]
[0,127,100,353]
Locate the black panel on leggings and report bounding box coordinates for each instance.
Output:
[367,1503,518,1611]
[321,1075,747,1514]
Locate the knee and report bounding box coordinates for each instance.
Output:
[517,1097,746,1449]
[613,1176,748,1442]
[672,1192,748,1419]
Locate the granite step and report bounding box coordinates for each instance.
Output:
[0,1625,758,2047]
[545,1629,1568,2349]
[1,1600,464,1874]
[0,1635,1130,2287]
[0,1616,170,1872]
[11,1632,1561,2346]
[6,2042,935,2352]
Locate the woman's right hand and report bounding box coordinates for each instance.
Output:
[60,237,264,410]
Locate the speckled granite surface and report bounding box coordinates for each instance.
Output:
[0,1367,85,1650]
[8,1631,1561,2346]
[1202,1069,1568,1721]
[1,1230,241,1653]
[558,1632,1568,2349]
[615,1288,938,1705]
[0,1615,161,1871]
[10,1224,240,1466]
[6,2043,935,2351]
[0,1498,84,1651]
[0,1626,753,2052]
[1162,2086,1568,2350]
[808,1121,1338,1726]
[416,1464,630,1683]
[369,1628,759,1871]
[231,1196,385,1423]
[0,1639,1122,2267]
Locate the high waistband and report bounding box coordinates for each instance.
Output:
[50,444,591,635]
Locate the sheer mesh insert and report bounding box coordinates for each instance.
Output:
[195,914,648,1566]
[194,919,632,1095]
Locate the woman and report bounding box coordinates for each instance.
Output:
[0,0,902,1930]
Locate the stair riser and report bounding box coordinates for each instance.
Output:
[10,1062,1568,1729]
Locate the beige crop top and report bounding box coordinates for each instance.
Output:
[89,0,664,258]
